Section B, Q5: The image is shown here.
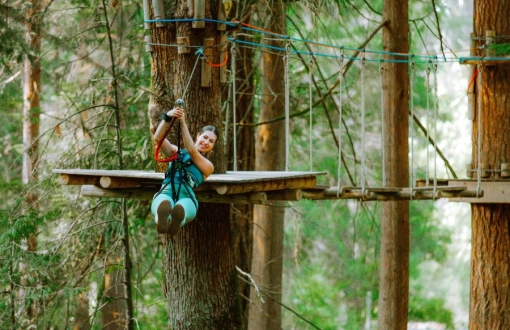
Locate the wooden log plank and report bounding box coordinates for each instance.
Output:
[100,176,142,189]
[448,180,508,203]
[214,177,317,195]
[192,0,205,28]
[302,187,482,201]
[81,185,156,199]
[266,189,302,201]
[59,174,100,186]
[80,185,268,204]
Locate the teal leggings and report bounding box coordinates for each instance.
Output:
[151,185,198,226]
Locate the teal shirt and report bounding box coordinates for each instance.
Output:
[163,149,205,188]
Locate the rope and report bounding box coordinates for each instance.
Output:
[425,61,431,188]
[154,49,204,163]
[337,52,344,196]
[360,52,366,194]
[231,41,238,171]
[433,59,438,195]
[284,40,291,172]
[379,61,386,187]
[205,51,228,67]
[144,18,504,65]
[308,55,314,172]
[409,58,415,198]
[476,62,483,197]
[337,53,345,193]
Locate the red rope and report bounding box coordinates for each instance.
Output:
[154,117,178,163]
[206,51,229,67]
[467,67,478,92]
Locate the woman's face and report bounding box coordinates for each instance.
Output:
[195,130,217,154]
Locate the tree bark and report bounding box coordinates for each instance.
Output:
[470,1,510,328]
[378,1,410,329]
[148,1,241,328]
[249,1,286,329]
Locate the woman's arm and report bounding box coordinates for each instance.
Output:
[153,108,181,157]
[179,112,215,178]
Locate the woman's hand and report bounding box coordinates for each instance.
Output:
[167,107,184,120]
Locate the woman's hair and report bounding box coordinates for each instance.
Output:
[199,125,220,138]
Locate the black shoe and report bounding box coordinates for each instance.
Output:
[168,204,185,236]
[156,200,172,234]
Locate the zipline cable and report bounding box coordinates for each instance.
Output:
[409,57,415,198]
[337,51,345,196]
[309,54,314,172]
[360,52,367,195]
[154,49,204,163]
[231,40,238,171]
[379,61,386,187]
[476,62,483,197]
[284,40,291,172]
[433,59,439,195]
[425,61,431,188]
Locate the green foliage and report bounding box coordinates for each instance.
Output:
[409,295,454,329]
[488,43,510,56]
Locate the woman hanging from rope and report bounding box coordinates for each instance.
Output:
[151,106,219,235]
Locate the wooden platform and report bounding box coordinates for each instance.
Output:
[52,169,495,204]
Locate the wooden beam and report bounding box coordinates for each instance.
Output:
[192,0,205,28]
[266,189,302,201]
[201,38,214,87]
[302,186,481,201]
[99,176,141,189]
[81,185,155,199]
[214,177,316,194]
[59,174,100,186]
[448,180,509,203]
[80,185,268,204]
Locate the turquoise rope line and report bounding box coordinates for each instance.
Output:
[144,18,510,64]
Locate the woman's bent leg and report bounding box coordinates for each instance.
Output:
[151,193,174,224]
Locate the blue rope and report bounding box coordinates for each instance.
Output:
[144,18,510,64]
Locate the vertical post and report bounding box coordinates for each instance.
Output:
[143,0,151,29]
[467,32,476,120]
[193,0,205,28]
[379,0,410,329]
[219,34,228,83]
[217,0,226,30]
[151,0,165,27]
[486,30,495,55]
[201,38,214,87]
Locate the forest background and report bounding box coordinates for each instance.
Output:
[1,0,474,329]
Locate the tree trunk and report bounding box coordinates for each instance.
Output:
[249,1,286,329]
[22,0,41,324]
[147,1,240,328]
[470,1,510,328]
[228,13,256,328]
[378,1,410,329]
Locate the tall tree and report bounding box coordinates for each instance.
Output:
[378,0,410,329]
[21,0,42,324]
[249,0,286,329]
[470,0,510,328]
[147,0,240,328]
